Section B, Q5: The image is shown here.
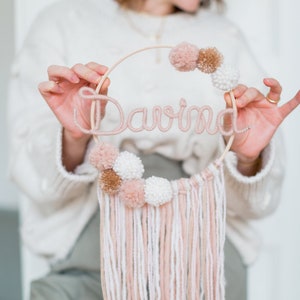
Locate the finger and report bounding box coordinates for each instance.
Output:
[223,85,247,108]
[72,63,102,85]
[47,65,80,83]
[89,77,111,95]
[100,99,108,118]
[223,92,232,108]
[85,62,108,75]
[279,90,300,119]
[235,87,265,107]
[222,91,236,134]
[38,81,64,96]
[86,62,109,93]
[263,78,282,101]
[233,84,248,98]
[99,77,111,95]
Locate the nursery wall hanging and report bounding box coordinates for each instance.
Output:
[74,42,248,300]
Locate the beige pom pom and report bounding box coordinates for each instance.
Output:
[197,47,223,74]
[99,169,122,194]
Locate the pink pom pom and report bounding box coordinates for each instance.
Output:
[169,42,199,72]
[119,179,145,208]
[89,142,119,171]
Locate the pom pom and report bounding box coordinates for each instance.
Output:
[197,47,223,74]
[169,42,199,72]
[113,151,144,180]
[144,176,172,207]
[99,169,122,194]
[211,64,240,91]
[89,143,119,171]
[119,179,145,208]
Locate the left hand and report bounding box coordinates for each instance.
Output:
[224,78,300,165]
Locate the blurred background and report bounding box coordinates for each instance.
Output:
[0,0,299,299]
[0,0,22,300]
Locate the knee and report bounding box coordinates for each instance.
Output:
[30,276,67,300]
[30,279,48,300]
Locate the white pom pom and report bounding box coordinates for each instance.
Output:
[144,176,172,207]
[211,64,239,91]
[113,151,144,180]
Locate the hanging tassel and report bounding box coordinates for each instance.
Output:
[98,161,226,300]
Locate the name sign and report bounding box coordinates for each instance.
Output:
[75,87,248,137]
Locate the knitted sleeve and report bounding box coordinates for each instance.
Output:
[223,131,285,220]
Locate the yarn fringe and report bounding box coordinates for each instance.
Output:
[98,162,226,300]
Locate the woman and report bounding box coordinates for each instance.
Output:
[8,0,299,299]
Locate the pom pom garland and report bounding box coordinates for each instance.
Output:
[90,144,174,207]
[169,42,239,91]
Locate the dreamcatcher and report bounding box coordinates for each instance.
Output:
[74,42,247,300]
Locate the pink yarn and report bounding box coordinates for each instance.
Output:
[169,42,199,72]
[119,179,145,208]
[89,142,119,171]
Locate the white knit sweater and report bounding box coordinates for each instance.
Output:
[8,0,285,266]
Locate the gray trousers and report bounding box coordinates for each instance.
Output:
[30,154,247,300]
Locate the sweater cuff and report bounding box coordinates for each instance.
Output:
[51,128,98,200]
[221,138,275,185]
[221,135,282,220]
[56,127,98,180]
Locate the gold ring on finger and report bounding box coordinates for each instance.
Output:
[266,96,280,104]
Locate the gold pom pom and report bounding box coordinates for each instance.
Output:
[99,169,122,194]
[197,47,223,74]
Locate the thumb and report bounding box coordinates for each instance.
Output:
[279,90,300,119]
[99,77,111,95]
[222,91,236,134]
[224,91,232,108]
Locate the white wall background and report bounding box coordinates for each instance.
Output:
[2,0,299,299]
[0,0,18,210]
[226,1,300,299]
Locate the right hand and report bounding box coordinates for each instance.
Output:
[38,62,110,141]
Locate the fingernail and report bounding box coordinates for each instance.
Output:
[264,78,272,84]
[71,75,80,83]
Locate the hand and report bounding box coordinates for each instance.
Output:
[224,78,300,169]
[38,62,110,141]
[38,62,110,172]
